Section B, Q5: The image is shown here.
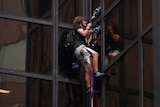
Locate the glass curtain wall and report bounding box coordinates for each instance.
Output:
[0,0,154,107]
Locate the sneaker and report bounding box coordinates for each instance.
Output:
[95,71,105,77]
[71,61,79,69]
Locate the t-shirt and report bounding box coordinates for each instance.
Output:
[73,24,86,49]
[105,32,122,53]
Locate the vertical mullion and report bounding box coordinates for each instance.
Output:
[52,0,59,107]
[153,0,160,107]
[119,0,126,107]
[100,0,106,107]
[138,0,144,107]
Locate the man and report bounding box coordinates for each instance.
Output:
[73,16,104,107]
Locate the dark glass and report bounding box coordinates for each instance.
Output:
[59,0,82,24]
[126,94,139,107]
[105,91,120,107]
[124,0,138,36]
[26,78,52,107]
[104,0,116,10]
[0,73,26,107]
[103,6,121,87]
[26,23,53,76]
[0,18,27,71]
[144,97,153,107]
[0,0,52,21]
[58,83,82,107]
[143,34,153,93]
[124,42,139,90]
[142,0,152,31]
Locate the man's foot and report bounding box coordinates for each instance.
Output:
[95,71,105,77]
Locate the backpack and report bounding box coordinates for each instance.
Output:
[64,30,75,51]
[59,30,79,70]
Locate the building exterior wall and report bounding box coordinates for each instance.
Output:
[0,0,158,107]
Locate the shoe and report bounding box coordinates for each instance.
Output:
[71,61,79,69]
[95,71,105,77]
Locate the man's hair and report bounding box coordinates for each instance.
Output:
[106,21,118,33]
[73,16,86,26]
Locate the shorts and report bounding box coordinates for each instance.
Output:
[74,45,96,64]
[108,50,120,57]
[105,50,120,66]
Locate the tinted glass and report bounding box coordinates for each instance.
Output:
[0,18,26,71]
[0,0,52,21]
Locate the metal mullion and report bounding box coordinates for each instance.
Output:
[0,13,52,26]
[100,0,106,107]
[0,68,52,80]
[52,0,59,107]
[153,0,160,107]
[138,0,144,107]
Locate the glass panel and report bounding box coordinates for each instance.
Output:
[58,83,82,107]
[27,0,52,20]
[105,91,120,107]
[0,73,53,107]
[103,6,121,87]
[126,94,139,107]
[124,0,138,36]
[124,41,139,90]
[0,0,52,21]
[0,73,26,107]
[144,97,153,107]
[27,23,53,76]
[0,18,26,71]
[104,6,120,25]
[104,0,117,10]
[143,33,153,93]
[142,0,152,31]
[26,78,52,107]
[0,0,27,16]
[59,0,82,24]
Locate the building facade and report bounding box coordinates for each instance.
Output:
[0,0,159,107]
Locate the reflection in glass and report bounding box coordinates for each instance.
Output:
[0,18,27,71]
[0,0,26,16]
[26,78,52,107]
[59,0,82,24]
[125,42,139,90]
[0,73,26,107]
[27,24,53,75]
[58,83,82,107]
[0,0,52,20]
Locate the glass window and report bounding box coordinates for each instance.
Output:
[0,0,52,21]
[58,83,82,107]
[27,23,53,76]
[0,73,26,107]
[0,18,27,71]
[59,0,83,24]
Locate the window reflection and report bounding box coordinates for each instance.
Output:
[0,19,27,71]
[27,24,53,75]
[0,0,52,20]
[0,73,26,107]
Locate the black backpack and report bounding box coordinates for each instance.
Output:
[64,30,75,52]
[59,30,79,70]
